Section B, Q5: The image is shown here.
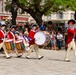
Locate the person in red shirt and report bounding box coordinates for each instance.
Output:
[0,24,11,59]
[26,24,43,59]
[65,19,76,62]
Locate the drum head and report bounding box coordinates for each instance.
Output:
[34,31,46,45]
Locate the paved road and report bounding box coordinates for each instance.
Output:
[0,49,76,75]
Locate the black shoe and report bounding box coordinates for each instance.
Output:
[17,55,22,58]
[38,56,43,60]
[6,56,12,59]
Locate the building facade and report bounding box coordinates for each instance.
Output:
[42,10,75,23]
[0,0,30,26]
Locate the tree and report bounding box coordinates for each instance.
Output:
[6,0,76,26]
[12,0,69,26]
[5,0,24,25]
[64,0,76,20]
[5,0,18,25]
[11,1,18,25]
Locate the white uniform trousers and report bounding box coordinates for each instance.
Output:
[0,40,10,58]
[65,38,76,61]
[26,44,42,58]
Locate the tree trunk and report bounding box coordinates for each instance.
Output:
[11,7,17,25]
[13,0,43,26]
[74,11,76,20]
[30,12,43,26]
[11,0,17,25]
[34,16,43,26]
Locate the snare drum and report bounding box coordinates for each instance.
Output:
[34,31,50,46]
[5,39,13,53]
[15,40,24,53]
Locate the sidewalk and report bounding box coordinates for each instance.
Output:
[0,49,76,75]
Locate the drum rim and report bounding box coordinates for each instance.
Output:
[5,39,13,42]
[15,40,22,43]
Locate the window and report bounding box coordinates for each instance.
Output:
[56,12,63,19]
[71,13,74,19]
[0,1,3,12]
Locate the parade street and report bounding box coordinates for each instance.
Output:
[0,49,76,75]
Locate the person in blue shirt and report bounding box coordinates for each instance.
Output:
[40,22,45,31]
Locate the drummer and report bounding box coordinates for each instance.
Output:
[23,32,30,51]
[5,28,15,51]
[18,32,30,52]
[0,24,11,59]
[64,19,76,62]
[26,24,43,59]
[14,31,24,57]
[7,25,23,57]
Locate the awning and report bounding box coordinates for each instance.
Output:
[0,16,3,20]
[16,17,28,21]
[0,16,9,21]
[0,16,29,22]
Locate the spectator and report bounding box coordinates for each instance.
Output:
[58,26,62,33]
[47,21,52,32]
[50,30,56,50]
[40,22,45,31]
[56,32,63,50]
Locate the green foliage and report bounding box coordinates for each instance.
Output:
[43,0,76,15]
[16,0,76,15]
[5,0,25,14]
[5,0,76,25]
[18,0,28,6]
[5,1,11,12]
[66,0,76,11]
[6,0,76,14]
[20,10,25,14]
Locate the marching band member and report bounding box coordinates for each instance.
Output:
[6,26,23,57]
[18,32,27,51]
[23,32,30,51]
[16,32,30,51]
[15,31,30,54]
[0,24,11,59]
[15,31,24,57]
[10,25,16,34]
[7,25,16,51]
[26,24,43,59]
[64,19,76,62]
[5,28,15,51]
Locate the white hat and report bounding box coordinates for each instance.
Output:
[1,21,6,25]
[10,25,16,28]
